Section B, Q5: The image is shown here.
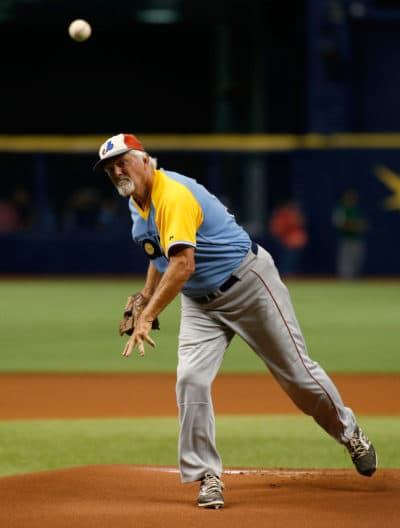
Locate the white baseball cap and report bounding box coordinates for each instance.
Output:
[93,133,144,172]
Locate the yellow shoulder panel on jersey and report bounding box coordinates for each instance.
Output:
[151,170,203,255]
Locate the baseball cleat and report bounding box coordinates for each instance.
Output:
[198,472,225,509]
[346,425,377,476]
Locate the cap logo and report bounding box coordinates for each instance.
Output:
[101,140,115,157]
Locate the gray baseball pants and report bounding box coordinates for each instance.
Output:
[176,244,356,483]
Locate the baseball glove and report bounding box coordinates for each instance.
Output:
[119,293,160,336]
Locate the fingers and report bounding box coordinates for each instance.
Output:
[122,325,156,358]
[143,334,156,348]
[132,333,152,358]
[122,337,134,357]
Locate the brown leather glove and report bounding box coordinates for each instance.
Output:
[118,293,160,336]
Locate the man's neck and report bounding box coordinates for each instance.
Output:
[131,168,155,210]
[132,187,150,211]
[134,196,147,211]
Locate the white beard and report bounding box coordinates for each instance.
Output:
[115,179,135,197]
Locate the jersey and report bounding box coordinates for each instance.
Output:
[128,168,250,297]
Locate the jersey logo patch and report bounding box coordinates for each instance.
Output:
[142,238,163,259]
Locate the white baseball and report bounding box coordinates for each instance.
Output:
[68,19,92,42]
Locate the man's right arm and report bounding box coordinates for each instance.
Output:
[141,262,162,302]
[123,246,195,357]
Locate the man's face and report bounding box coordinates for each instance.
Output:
[104,152,144,197]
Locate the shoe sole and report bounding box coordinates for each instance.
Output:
[198,500,224,509]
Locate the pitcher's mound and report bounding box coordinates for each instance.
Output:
[0,465,399,528]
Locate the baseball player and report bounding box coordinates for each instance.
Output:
[94,133,377,509]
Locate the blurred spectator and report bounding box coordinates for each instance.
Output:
[12,186,34,230]
[96,197,124,232]
[0,186,34,233]
[63,187,101,232]
[332,189,368,279]
[0,197,20,233]
[268,199,308,276]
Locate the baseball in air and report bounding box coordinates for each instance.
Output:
[68,19,92,42]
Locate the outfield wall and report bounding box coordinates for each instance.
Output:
[0,134,399,275]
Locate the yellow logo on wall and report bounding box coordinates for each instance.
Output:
[375,165,400,210]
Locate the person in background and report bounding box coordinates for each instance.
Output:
[96,196,123,232]
[0,196,20,233]
[0,186,35,233]
[12,186,34,230]
[63,187,101,232]
[332,189,368,279]
[268,199,308,276]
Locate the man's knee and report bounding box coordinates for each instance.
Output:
[176,369,211,403]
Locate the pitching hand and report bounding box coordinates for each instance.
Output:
[122,317,156,358]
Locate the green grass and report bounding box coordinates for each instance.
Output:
[0,278,398,373]
[0,279,178,373]
[288,280,400,373]
[0,415,398,477]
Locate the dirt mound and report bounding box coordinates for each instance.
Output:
[0,465,398,528]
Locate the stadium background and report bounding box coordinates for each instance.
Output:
[1,0,400,275]
[0,2,399,525]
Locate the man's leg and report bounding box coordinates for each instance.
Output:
[210,245,376,475]
[176,295,234,483]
